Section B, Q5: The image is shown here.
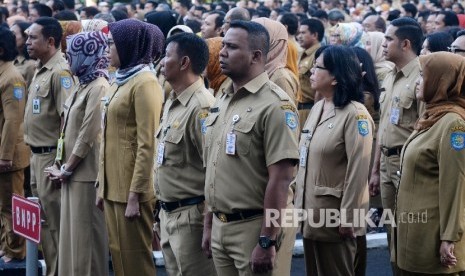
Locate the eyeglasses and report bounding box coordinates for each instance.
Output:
[448,46,465,54]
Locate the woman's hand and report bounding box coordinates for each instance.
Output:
[125,192,141,219]
[44,164,67,187]
[440,241,457,268]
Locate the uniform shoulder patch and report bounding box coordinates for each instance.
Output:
[285,111,298,130]
[358,120,369,136]
[61,74,72,90]
[451,132,465,151]
[13,82,24,100]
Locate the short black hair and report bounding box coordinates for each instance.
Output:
[177,0,192,10]
[280,12,298,36]
[328,9,344,21]
[209,10,225,30]
[214,2,229,12]
[35,17,62,48]
[446,26,463,40]
[294,0,308,13]
[18,5,29,17]
[12,21,32,59]
[82,6,99,18]
[387,9,400,21]
[454,3,464,14]
[32,4,53,17]
[0,7,9,21]
[300,18,325,42]
[439,10,459,27]
[229,20,270,58]
[111,9,128,21]
[312,9,328,20]
[0,27,18,61]
[391,17,424,55]
[51,0,65,12]
[457,29,465,37]
[425,31,454,52]
[352,47,379,110]
[256,7,271,18]
[320,46,364,107]
[185,19,201,33]
[62,0,75,10]
[145,0,158,9]
[165,32,209,75]
[54,10,78,20]
[402,3,417,18]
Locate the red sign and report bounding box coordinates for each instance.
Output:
[12,194,41,243]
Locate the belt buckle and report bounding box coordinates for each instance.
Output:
[218,213,227,223]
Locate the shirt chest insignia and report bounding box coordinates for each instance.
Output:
[13,83,24,100]
[61,75,72,89]
[285,112,298,130]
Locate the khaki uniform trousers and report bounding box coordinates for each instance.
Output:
[59,180,108,276]
[303,238,357,276]
[397,269,465,276]
[0,170,25,259]
[160,203,216,276]
[211,215,295,276]
[31,152,60,276]
[104,199,156,276]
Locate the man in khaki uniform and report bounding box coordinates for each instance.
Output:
[24,17,74,276]
[202,21,299,276]
[297,19,324,128]
[155,33,216,276]
[368,17,424,272]
[0,27,30,262]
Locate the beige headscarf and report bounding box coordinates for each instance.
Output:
[59,21,82,54]
[252,17,288,76]
[206,37,227,95]
[363,31,393,72]
[415,52,465,130]
[81,19,108,32]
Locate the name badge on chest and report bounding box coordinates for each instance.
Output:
[299,146,308,167]
[390,107,400,125]
[225,132,236,155]
[157,142,165,165]
[32,98,41,114]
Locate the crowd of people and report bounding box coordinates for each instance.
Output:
[0,0,464,275]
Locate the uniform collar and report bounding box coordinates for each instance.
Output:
[304,43,321,56]
[392,57,419,78]
[39,50,64,71]
[221,71,269,96]
[170,78,204,107]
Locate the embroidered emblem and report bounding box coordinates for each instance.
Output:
[13,84,23,100]
[61,76,72,89]
[285,111,298,130]
[358,120,369,136]
[451,132,465,151]
[451,125,465,132]
[281,104,297,113]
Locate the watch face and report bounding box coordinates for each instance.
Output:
[259,237,270,248]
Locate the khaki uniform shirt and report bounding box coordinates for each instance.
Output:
[295,100,373,241]
[24,50,74,147]
[14,56,36,90]
[204,72,299,213]
[98,71,163,203]
[396,113,465,273]
[62,77,108,182]
[378,57,425,148]
[0,61,29,170]
[297,43,320,104]
[269,67,299,104]
[155,79,215,202]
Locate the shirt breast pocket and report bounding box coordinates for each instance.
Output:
[36,84,50,98]
[163,129,185,166]
[234,120,255,155]
[398,94,415,125]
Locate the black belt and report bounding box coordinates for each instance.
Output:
[381,146,403,157]
[160,196,205,212]
[214,209,263,223]
[30,146,56,154]
[298,102,314,110]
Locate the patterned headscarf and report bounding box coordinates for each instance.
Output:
[109,19,165,70]
[330,22,364,48]
[252,17,288,76]
[66,31,109,84]
[59,21,82,54]
[415,52,465,130]
[206,37,227,95]
[81,19,109,33]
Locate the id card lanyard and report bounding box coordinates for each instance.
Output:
[55,87,80,161]
[225,114,240,155]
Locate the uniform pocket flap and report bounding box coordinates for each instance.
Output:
[398,95,414,109]
[205,113,219,126]
[164,129,183,144]
[379,92,386,103]
[234,120,255,133]
[313,185,343,198]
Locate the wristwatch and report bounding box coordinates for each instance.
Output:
[60,164,73,176]
[258,236,276,249]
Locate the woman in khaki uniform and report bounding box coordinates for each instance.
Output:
[10,22,35,91]
[295,46,373,276]
[45,31,110,276]
[395,52,465,275]
[96,19,164,276]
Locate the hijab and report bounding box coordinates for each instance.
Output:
[81,19,108,33]
[206,37,227,94]
[145,11,177,39]
[331,22,364,48]
[252,17,288,76]
[415,52,465,130]
[363,31,393,72]
[66,31,109,84]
